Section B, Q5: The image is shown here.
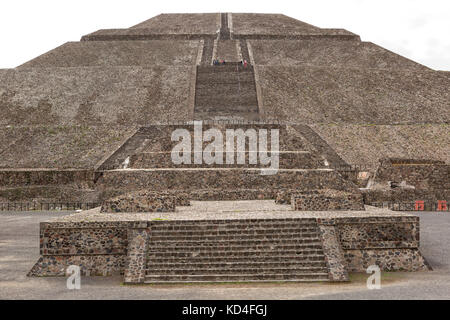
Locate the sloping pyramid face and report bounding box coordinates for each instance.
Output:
[0,13,448,203]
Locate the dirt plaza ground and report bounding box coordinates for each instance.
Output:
[0,210,449,300]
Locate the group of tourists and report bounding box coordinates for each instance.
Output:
[213,59,226,65]
[212,59,249,67]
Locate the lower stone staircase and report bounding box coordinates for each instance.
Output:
[144,219,330,283]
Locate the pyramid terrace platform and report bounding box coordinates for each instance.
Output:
[28,200,429,283]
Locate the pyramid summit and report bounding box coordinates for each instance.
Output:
[0,13,447,283]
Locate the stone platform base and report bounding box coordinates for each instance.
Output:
[28,201,430,283]
[291,189,365,211]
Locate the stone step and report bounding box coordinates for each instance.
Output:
[148,253,326,263]
[195,95,258,106]
[194,105,259,113]
[129,151,321,169]
[150,226,319,237]
[196,73,255,83]
[195,90,257,98]
[146,266,328,275]
[149,232,320,242]
[148,243,323,258]
[144,273,330,283]
[195,83,256,94]
[134,124,309,152]
[193,111,261,121]
[150,219,319,230]
[96,169,355,194]
[195,104,259,113]
[146,260,327,269]
[150,238,321,252]
[197,66,254,73]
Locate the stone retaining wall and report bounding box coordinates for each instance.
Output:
[317,215,429,272]
[0,170,95,188]
[291,190,364,211]
[100,191,177,213]
[374,158,449,190]
[95,169,357,193]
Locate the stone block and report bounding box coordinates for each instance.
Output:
[101,191,176,213]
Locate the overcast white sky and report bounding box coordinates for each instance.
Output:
[0,0,449,70]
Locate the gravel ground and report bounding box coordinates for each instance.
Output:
[0,210,448,300]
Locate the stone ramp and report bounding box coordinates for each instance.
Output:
[98,129,149,170]
[292,124,348,167]
[144,218,331,283]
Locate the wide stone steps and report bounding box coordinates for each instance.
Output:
[195,98,258,108]
[149,239,322,255]
[149,239,322,251]
[129,151,322,169]
[196,72,255,83]
[193,111,260,121]
[148,252,326,262]
[146,261,327,269]
[195,84,256,95]
[194,106,259,114]
[197,65,254,73]
[149,232,320,242]
[144,273,330,283]
[146,266,328,275]
[151,219,319,230]
[150,226,319,236]
[194,64,259,121]
[148,245,323,259]
[152,219,317,231]
[144,217,330,283]
[134,124,309,152]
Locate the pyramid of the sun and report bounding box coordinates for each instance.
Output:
[0,13,448,205]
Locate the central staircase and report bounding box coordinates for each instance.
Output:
[194,64,259,120]
[145,218,330,283]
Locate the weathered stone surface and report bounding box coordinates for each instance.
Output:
[344,249,430,272]
[250,39,428,70]
[319,225,349,281]
[291,189,365,211]
[0,125,135,169]
[309,124,450,170]
[258,66,450,124]
[231,13,324,36]
[101,191,177,213]
[130,13,220,34]
[124,228,150,283]
[0,66,193,126]
[19,40,202,68]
